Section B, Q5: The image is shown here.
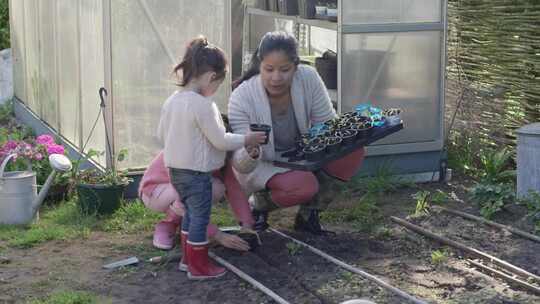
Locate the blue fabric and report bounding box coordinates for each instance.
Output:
[169,168,212,243]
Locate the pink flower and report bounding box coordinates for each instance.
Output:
[36,134,55,146]
[34,153,43,161]
[3,140,18,151]
[47,144,65,155]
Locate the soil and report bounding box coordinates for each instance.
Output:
[1,174,539,303]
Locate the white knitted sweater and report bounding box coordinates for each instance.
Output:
[157,91,245,172]
[228,65,336,194]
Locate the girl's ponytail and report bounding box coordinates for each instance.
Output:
[173,36,227,87]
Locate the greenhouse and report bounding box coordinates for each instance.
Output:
[9,0,447,179]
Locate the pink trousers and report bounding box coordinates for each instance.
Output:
[267,148,365,207]
[142,163,254,237]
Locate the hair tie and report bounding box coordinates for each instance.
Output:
[201,38,209,48]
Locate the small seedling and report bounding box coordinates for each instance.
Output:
[375,226,393,239]
[413,191,431,216]
[431,249,449,265]
[286,242,302,256]
[431,190,449,204]
[340,271,354,282]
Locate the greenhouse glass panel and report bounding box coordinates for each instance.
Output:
[80,0,106,165]
[38,0,58,130]
[310,27,337,56]
[111,0,230,169]
[23,0,40,114]
[9,0,26,101]
[341,31,442,145]
[248,15,294,52]
[56,0,81,146]
[342,0,442,24]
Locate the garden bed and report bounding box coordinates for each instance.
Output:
[1,173,539,303]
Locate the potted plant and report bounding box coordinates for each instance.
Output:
[351,120,374,139]
[340,129,358,145]
[72,148,132,215]
[325,136,342,154]
[303,142,326,162]
[324,117,340,131]
[383,108,402,126]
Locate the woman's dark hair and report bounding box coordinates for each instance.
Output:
[173,36,227,87]
[232,31,299,89]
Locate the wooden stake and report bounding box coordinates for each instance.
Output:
[434,206,540,243]
[467,259,540,296]
[391,216,540,284]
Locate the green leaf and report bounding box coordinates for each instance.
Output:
[117,148,128,162]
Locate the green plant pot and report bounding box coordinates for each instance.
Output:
[76,183,126,215]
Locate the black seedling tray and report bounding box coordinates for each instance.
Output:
[273,122,403,171]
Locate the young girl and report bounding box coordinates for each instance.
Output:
[157,36,266,280]
[139,151,255,252]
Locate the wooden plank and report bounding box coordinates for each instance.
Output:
[391,216,540,284]
[467,259,540,296]
[435,206,540,243]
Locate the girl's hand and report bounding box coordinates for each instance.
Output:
[246,145,260,159]
[213,231,250,251]
[245,131,267,147]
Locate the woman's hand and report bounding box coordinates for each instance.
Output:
[244,131,267,147]
[213,231,250,251]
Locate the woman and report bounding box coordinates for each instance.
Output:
[139,151,255,252]
[228,32,366,235]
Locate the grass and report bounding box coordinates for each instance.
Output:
[447,131,483,178]
[411,189,450,217]
[27,290,108,304]
[344,164,415,197]
[0,198,164,249]
[0,193,241,251]
[0,199,98,249]
[321,194,381,232]
[210,201,238,227]
[102,199,162,233]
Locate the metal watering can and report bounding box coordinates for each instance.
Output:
[0,153,72,225]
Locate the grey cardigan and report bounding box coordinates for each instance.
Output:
[228,65,336,194]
